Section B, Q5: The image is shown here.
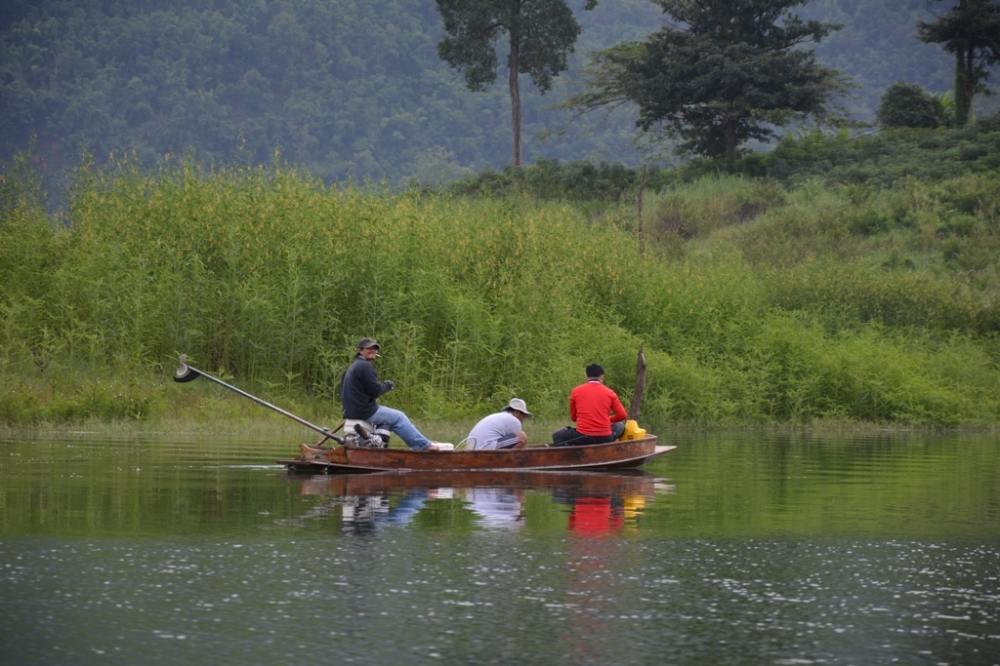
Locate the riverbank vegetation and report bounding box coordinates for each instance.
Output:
[2,121,999,429]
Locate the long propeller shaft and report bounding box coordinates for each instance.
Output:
[174,355,337,440]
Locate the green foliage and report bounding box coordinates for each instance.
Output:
[642,176,784,241]
[0,161,653,423]
[570,0,849,159]
[0,0,649,205]
[447,158,663,202]
[741,316,985,425]
[444,117,1000,202]
[436,0,590,93]
[435,0,595,166]
[2,0,988,209]
[0,162,66,373]
[877,82,947,128]
[918,0,1000,127]
[735,171,1000,294]
[0,373,154,424]
[760,260,998,333]
[726,113,1000,186]
[2,151,999,428]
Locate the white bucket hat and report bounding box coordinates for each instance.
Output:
[506,398,532,417]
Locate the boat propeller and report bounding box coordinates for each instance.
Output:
[173,354,200,383]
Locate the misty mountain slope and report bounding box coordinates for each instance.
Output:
[0,0,987,194]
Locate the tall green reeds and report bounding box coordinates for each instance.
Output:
[1,160,998,427]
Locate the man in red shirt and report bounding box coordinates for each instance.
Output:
[552,364,628,446]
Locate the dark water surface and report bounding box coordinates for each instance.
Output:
[1,431,998,665]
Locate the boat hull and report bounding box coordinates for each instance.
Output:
[279,435,672,473]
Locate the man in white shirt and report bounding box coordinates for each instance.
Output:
[465,398,532,450]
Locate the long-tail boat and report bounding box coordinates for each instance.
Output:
[173,355,674,474]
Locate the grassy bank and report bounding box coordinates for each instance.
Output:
[2,142,999,428]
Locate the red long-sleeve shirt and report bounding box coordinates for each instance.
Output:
[569,380,627,436]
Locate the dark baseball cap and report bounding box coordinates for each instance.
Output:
[357,337,380,350]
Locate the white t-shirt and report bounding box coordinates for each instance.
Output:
[465,411,522,450]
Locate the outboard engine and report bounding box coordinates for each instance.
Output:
[374,428,391,447]
[343,421,391,448]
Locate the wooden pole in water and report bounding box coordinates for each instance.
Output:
[628,346,646,420]
[636,167,647,256]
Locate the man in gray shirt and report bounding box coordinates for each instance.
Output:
[465,398,532,450]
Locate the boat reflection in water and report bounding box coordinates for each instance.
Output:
[288,470,674,536]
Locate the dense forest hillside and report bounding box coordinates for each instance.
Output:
[2,0,994,201]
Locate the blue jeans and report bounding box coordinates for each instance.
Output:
[371,405,431,450]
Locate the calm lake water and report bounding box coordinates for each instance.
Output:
[1,430,998,665]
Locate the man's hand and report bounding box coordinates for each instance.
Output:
[382,380,395,392]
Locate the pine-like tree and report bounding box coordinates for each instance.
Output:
[569,0,849,161]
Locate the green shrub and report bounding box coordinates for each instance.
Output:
[877,83,947,129]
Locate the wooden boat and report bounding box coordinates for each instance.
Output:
[278,435,674,474]
[171,356,673,475]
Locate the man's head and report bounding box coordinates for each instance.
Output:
[357,337,380,359]
[585,363,604,380]
[505,397,532,420]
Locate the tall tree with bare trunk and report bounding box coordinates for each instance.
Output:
[435,0,596,167]
[919,0,1000,127]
